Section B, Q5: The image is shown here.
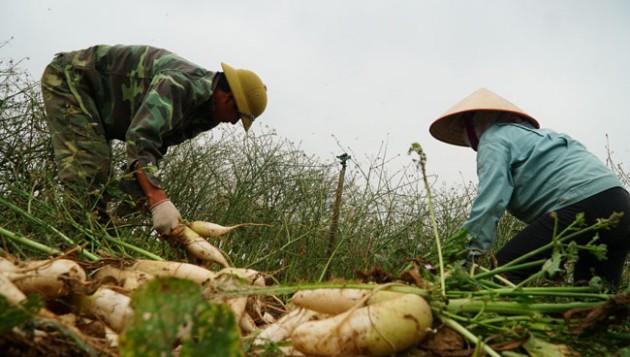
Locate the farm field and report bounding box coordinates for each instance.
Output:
[1,53,629,357]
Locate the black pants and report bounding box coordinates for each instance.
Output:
[496,187,630,288]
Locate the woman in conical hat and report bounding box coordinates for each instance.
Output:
[429,88,630,288]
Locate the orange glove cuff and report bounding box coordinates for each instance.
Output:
[134,163,169,209]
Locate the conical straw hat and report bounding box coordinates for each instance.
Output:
[429,88,539,146]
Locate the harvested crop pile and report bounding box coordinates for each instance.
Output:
[1,220,630,356]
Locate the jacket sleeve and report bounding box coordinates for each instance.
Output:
[463,134,514,252]
[125,71,198,187]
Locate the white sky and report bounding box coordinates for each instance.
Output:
[2,0,630,187]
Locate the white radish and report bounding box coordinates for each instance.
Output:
[92,264,155,291]
[172,225,230,268]
[59,313,119,349]
[189,221,270,239]
[9,259,87,298]
[262,312,276,324]
[1,273,107,353]
[254,308,325,346]
[291,288,403,315]
[217,267,266,287]
[292,293,433,356]
[0,274,28,305]
[0,256,19,273]
[239,311,258,335]
[76,287,134,333]
[130,259,217,285]
[206,271,250,322]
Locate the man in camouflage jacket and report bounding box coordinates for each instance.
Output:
[40,45,268,235]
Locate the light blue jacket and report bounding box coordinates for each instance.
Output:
[464,123,622,251]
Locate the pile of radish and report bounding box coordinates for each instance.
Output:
[1,221,434,356]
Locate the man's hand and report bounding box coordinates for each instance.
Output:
[151,200,181,235]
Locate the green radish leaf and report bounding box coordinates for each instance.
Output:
[120,277,242,357]
[541,252,564,278]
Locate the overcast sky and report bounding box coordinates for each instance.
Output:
[2,0,630,187]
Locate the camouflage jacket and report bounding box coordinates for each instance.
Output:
[54,44,219,187]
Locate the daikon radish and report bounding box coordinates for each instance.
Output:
[292,293,433,356]
[217,295,248,323]
[0,256,19,273]
[92,264,155,291]
[76,287,134,333]
[172,225,230,268]
[262,312,276,324]
[59,313,119,349]
[239,311,258,335]
[1,275,108,353]
[0,274,27,305]
[254,308,325,346]
[189,221,270,239]
[10,259,87,298]
[130,259,217,285]
[217,267,266,287]
[291,288,403,315]
[206,271,250,322]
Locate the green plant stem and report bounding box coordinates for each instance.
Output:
[318,231,346,282]
[439,314,501,357]
[0,197,100,261]
[473,215,617,283]
[447,286,610,300]
[478,315,566,332]
[102,235,163,261]
[0,226,63,256]
[412,144,446,297]
[444,298,602,315]
[246,229,310,269]
[473,259,546,280]
[494,215,610,273]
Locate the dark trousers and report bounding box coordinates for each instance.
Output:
[496,187,630,288]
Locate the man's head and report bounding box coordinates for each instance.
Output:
[219,62,267,131]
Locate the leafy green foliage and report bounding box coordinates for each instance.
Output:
[0,294,42,334]
[120,278,242,357]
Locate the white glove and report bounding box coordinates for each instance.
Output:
[151,200,181,235]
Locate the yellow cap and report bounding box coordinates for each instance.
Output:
[221,62,268,131]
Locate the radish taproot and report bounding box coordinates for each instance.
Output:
[0,256,19,273]
[0,273,28,305]
[254,308,327,346]
[291,288,403,315]
[217,267,266,287]
[9,259,87,298]
[75,287,134,333]
[92,264,155,291]
[189,221,269,239]
[171,225,230,268]
[130,259,217,285]
[292,293,433,356]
